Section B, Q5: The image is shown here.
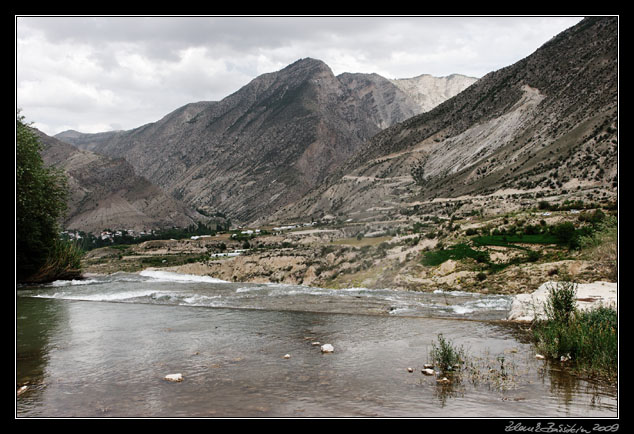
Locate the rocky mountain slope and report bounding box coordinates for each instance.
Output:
[390,74,478,114]
[272,17,618,224]
[36,129,209,234]
[57,59,475,226]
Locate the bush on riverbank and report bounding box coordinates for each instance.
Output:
[24,238,83,283]
[532,281,617,381]
[17,113,82,283]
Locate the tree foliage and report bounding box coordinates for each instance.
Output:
[16,113,74,282]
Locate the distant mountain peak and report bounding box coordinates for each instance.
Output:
[271,16,617,224]
[55,56,483,225]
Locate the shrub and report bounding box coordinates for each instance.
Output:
[429,334,466,374]
[533,281,617,380]
[550,222,578,248]
[525,250,541,263]
[544,280,577,324]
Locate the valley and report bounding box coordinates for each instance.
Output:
[82,191,617,298]
[17,16,619,418]
[39,17,618,298]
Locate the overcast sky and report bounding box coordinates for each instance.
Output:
[16,15,585,136]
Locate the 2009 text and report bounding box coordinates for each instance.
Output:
[505,421,619,433]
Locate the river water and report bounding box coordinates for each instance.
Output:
[16,270,617,418]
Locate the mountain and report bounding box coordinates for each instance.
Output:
[35,129,210,234]
[390,74,478,114]
[57,58,475,225]
[271,17,618,224]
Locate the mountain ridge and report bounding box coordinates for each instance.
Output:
[36,129,211,234]
[269,16,617,224]
[58,57,476,227]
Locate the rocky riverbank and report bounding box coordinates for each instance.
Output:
[81,214,616,302]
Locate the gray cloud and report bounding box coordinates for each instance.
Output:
[16,16,584,135]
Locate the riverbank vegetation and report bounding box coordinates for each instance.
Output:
[532,281,617,382]
[429,334,466,375]
[425,334,523,393]
[16,113,82,283]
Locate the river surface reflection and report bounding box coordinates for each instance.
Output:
[16,272,617,418]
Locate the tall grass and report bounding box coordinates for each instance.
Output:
[26,239,84,283]
[532,281,617,381]
[543,280,577,324]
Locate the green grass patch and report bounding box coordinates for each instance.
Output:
[422,243,489,266]
[472,233,559,249]
[422,241,542,273]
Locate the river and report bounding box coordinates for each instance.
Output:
[16,270,617,418]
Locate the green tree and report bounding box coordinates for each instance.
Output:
[16,113,80,282]
[550,221,579,249]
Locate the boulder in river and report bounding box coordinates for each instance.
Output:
[320,344,334,353]
[164,373,184,382]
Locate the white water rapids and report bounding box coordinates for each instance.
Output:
[20,270,513,320]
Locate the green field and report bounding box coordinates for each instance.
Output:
[471,233,560,249]
[421,243,489,267]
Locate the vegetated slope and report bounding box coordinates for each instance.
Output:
[57,58,475,225]
[272,17,617,224]
[36,129,209,234]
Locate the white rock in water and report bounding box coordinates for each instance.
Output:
[535,354,546,360]
[164,373,184,382]
[284,354,291,359]
[17,385,28,396]
[321,344,334,353]
[421,368,435,376]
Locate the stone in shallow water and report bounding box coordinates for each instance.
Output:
[164,373,183,382]
[320,344,334,353]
